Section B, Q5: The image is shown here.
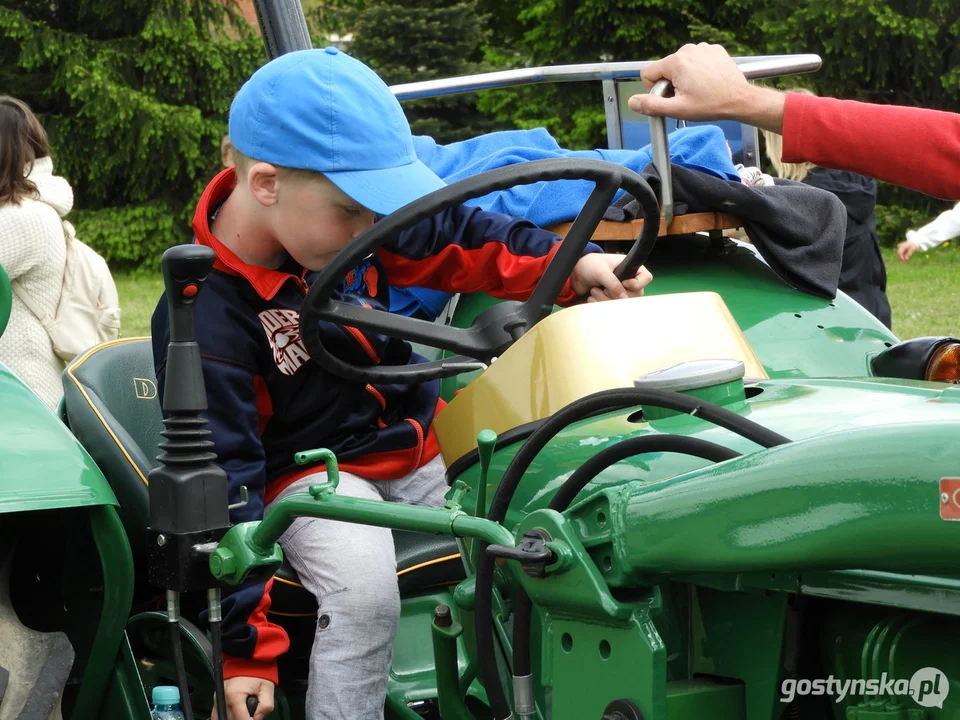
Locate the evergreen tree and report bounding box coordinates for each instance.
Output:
[313,0,498,143]
[0,0,264,267]
[475,0,731,149]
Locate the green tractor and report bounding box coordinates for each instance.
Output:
[3,3,960,719]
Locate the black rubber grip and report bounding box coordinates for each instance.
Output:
[246,695,258,717]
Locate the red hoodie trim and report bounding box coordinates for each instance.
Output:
[193,169,305,301]
[263,402,445,505]
[379,240,581,306]
[222,577,289,683]
[222,656,279,685]
[346,327,381,363]
[253,375,274,435]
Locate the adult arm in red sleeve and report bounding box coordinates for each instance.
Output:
[781,92,960,201]
[629,43,960,201]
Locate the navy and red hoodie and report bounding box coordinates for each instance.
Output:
[151,168,601,682]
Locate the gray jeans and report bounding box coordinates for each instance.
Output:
[265,455,448,719]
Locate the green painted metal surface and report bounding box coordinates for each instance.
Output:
[674,569,960,618]
[69,505,136,720]
[591,421,960,577]
[0,366,117,514]
[218,489,514,586]
[431,605,475,720]
[452,377,960,532]
[0,262,10,338]
[100,634,152,720]
[796,571,960,617]
[690,587,788,720]
[665,679,746,719]
[502,509,666,719]
[641,237,898,379]
[388,589,488,716]
[817,606,960,717]
[441,236,899,400]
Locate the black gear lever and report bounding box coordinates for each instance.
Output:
[148,244,233,720]
[147,244,230,590]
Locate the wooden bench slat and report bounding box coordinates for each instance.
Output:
[547,212,742,241]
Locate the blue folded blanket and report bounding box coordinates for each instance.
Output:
[411,125,740,227]
[390,125,740,321]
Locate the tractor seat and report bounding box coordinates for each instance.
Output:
[60,337,465,612]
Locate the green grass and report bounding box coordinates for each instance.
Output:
[882,243,960,340]
[115,271,164,338]
[112,244,960,340]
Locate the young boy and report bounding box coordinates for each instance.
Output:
[152,47,652,720]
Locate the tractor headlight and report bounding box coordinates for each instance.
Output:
[925,341,960,383]
[871,336,960,383]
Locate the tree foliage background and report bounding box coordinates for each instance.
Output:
[0,0,263,268]
[1,0,957,264]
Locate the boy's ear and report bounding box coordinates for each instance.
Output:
[247,162,280,207]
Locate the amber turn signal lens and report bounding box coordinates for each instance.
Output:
[926,342,960,383]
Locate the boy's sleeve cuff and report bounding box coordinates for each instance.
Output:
[556,281,581,307]
[223,655,279,685]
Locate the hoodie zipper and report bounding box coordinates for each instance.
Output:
[405,418,425,468]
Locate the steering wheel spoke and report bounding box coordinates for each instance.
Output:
[524,176,621,321]
[315,300,504,359]
[299,158,661,384]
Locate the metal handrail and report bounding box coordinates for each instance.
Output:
[389,55,821,100]
[390,54,821,226]
[648,79,675,226]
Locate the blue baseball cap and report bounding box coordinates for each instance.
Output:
[229,47,445,215]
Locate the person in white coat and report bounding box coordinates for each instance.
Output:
[0,96,75,409]
[898,203,960,261]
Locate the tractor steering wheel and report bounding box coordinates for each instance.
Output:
[299,158,660,384]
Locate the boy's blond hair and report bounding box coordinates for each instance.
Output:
[232,148,329,185]
[762,88,818,183]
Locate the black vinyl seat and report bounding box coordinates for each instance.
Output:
[60,338,465,616]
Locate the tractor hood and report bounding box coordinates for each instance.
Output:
[454,374,960,531]
[0,364,117,514]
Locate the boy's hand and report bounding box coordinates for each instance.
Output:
[570,254,653,302]
[212,676,275,720]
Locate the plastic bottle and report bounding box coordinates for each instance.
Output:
[151,685,186,720]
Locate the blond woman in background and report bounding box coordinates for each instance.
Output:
[762,89,891,329]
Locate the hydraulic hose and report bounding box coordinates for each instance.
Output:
[474,386,789,719]
[512,592,533,676]
[547,434,741,513]
[209,589,228,720]
[167,618,196,720]
[511,591,535,719]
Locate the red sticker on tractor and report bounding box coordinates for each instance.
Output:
[939,478,960,521]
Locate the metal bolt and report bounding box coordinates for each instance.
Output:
[942,493,950,504]
[157,534,167,546]
[210,549,236,578]
[434,605,452,628]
